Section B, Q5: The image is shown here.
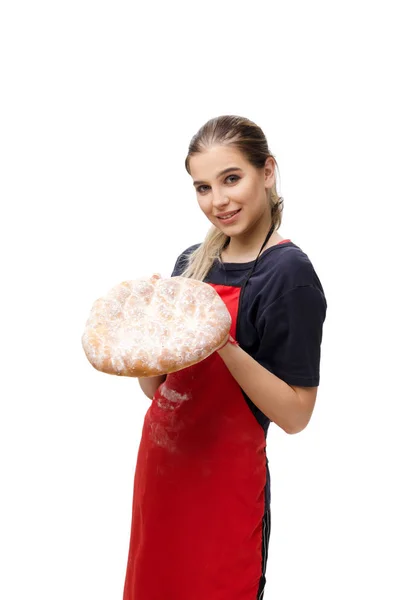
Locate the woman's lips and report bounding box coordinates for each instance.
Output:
[216,209,241,224]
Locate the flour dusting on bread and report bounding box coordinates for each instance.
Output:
[82,274,231,377]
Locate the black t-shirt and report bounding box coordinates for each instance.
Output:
[171,241,327,391]
[171,241,326,511]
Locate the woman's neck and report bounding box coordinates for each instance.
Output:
[221,221,284,263]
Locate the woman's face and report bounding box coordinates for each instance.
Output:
[189,144,275,236]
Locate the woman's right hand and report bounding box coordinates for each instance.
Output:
[138,374,167,399]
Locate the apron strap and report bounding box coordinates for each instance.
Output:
[241,222,276,288]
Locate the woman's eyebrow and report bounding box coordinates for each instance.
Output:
[193,167,243,186]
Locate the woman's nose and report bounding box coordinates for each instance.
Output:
[212,191,230,208]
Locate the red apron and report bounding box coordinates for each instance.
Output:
[123,282,269,600]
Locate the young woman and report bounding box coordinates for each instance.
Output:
[123,115,327,599]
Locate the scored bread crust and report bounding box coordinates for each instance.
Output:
[82,274,231,377]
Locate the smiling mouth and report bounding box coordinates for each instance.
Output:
[216,209,241,220]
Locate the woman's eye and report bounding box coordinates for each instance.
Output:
[197,185,209,194]
[196,175,239,194]
[226,174,240,184]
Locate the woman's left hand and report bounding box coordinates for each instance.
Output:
[216,333,230,351]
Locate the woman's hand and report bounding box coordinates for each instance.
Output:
[215,333,230,352]
[138,374,167,399]
[215,333,239,353]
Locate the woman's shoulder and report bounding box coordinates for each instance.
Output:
[258,242,325,296]
[272,242,317,279]
[171,243,201,277]
[179,243,201,259]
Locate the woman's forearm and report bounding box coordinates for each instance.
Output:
[138,374,167,399]
[217,344,314,434]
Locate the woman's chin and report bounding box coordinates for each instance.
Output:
[212,219,244,234]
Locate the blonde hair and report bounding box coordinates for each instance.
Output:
[179,115,284,281]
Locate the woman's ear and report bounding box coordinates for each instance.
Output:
[263,157,276,187]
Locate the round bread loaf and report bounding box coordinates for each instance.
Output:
[82,274,231,377]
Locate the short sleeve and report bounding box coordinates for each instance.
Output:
[255,285,327,387]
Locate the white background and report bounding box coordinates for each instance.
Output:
[1,1,396,598]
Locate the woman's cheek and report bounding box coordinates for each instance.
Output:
[198,198,212,217]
